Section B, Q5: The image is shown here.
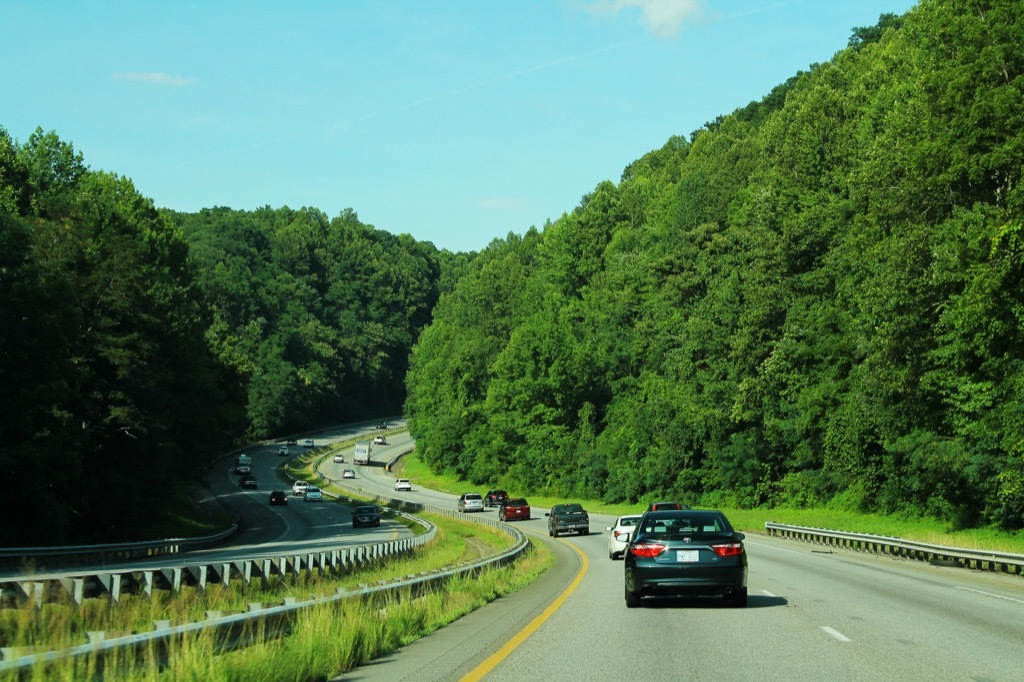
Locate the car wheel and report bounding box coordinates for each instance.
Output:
[727,588,748,608]
[581,529,589,536]
[608,550,614,560]
[625,587,642,608]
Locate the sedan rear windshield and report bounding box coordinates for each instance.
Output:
[637,511,733,537]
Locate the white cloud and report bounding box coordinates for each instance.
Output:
[583,0,707,39]
[113,71,197,86]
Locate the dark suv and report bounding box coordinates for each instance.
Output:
[484,489,509,508]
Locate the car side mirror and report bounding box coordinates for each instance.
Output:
[544,512,550,517]
[734,532,745,540]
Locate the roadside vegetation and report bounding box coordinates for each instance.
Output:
[403,1,1024,534]
[0,507,553,681]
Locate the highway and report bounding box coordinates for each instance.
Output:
[9,423,1023,680]
[343,451,1024,681]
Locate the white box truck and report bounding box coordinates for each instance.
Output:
[353,440,372,465]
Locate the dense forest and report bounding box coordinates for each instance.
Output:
[404,0,1024,531]
[3,0,1022,545]
[0,133,452,545]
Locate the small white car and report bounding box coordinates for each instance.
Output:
[333,453,345,463]
[394,478,412,492]
[606,514,643,560]
[292,480,309,496]
[304,487,323,501]
[277,445,290,456]
[374,435,387,445]
[303,439,315,449]
[342,469,356,479]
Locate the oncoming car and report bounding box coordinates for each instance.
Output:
[458,493,484,513]
[623,509,748,608]
[374,435,387,445]
[352,505,381,528]
[606,514,643,559]
[269,490,288,506]
[304,487,323,501]
[292,481,309,497]
[394,478,412,492]
[342,468,356,479]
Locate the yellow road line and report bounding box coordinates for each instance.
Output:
[459,532,590,681]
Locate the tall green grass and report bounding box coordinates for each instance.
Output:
[3,540,553,681]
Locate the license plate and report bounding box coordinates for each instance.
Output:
[676,550,699,562]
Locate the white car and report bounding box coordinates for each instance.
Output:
[333,453,345,463]
[606,514,643,559]
[304,487,323,501]
[292,480,309,496]
[277,445,289,457]
[374,435,387,445]
[342,469,356,479]
[394,478,412,492]
[303,439,315,449]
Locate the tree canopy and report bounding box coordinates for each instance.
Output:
[404,0,1024,530]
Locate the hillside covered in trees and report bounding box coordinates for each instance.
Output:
[404,0,1024,531]
[0,134,453,545]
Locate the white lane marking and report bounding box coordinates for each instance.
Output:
[956,586,1024,604]
[821,626,852,642]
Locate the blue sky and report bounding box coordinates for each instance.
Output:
[3,0,917,253]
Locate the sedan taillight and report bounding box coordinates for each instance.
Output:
[711,543,744,557]
[629,542,666,558]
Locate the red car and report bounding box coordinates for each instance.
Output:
[499,497,531,522]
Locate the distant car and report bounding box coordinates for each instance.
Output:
[303,439,315,449]
[234,463,251,475]
[375,422,387,429]
[333,453,345,463]
[499,497,530,522]
[374,435,387,445]
[624,509,748,608]
[277,445,290,457]
[394,478,412,492]
[352,505,381,528]
[342,468,356,479]
[647,501,689,511]
[458,493,484,513]
[287,439,297,446]
[292,481,309,496]
[304,487,323,501]
[239,476,258,489]
[606,514,643,559]
[484,489,509,508]
[269,490,288,506]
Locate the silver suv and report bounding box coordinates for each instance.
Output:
[458,493,484,513]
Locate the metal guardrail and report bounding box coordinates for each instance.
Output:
[0,489,529,672]
[765,522,1024,575]
[0,524,239,572]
